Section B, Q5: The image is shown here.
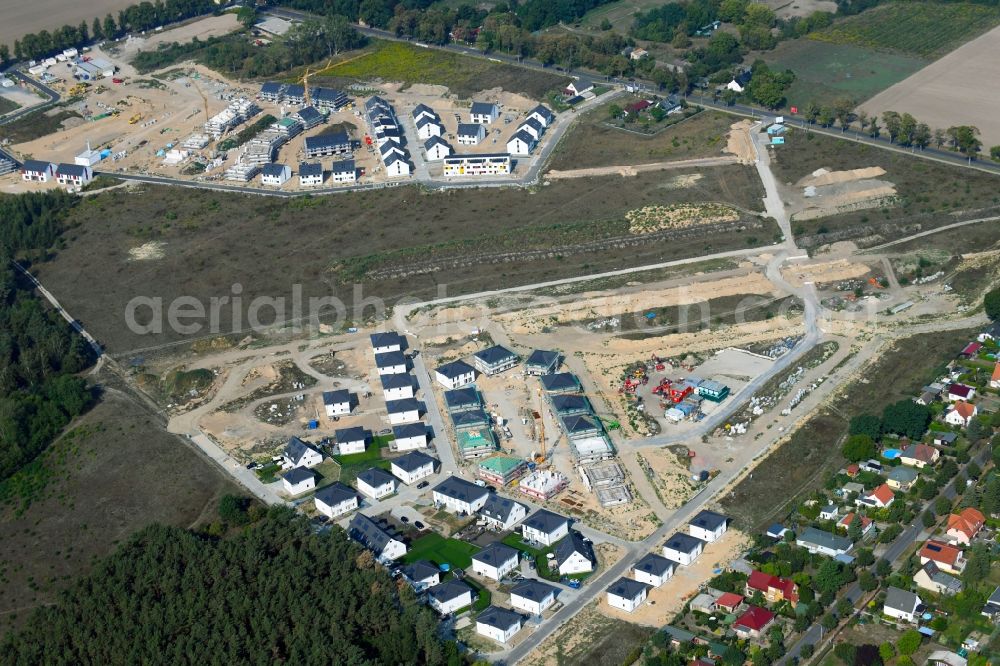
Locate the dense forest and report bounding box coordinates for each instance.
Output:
[0,508,463,665]
[0,192,93,481]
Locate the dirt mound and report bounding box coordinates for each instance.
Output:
[800,166,886,187]
[792,165,897,221]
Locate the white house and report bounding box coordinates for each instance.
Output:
[884,586,923,623]
[380,373,415,401]
[472,345,519,376]
[506,130,536,156]
[21,160,55,182]
[607,578,650,613]
[424,136,452,161]
[298,161,324,186]
[55,163,93,186]
[314,482,358,518]
[375,351,408,375]
[435,360,476,389]
[456,123,485,145]
[947,383,975,402]
[348,513,407,562]
[689,510,728,543]
[565,79,593,96]
[522,510,570,547]
[331,159,356,184]
[370,332,404,354]
[856,483,895,509]
[322,389,353,417]
[412,103,437,124]
[527,105,555,128]
[428,580,474,615]
[662,532,704,566]
[392,423,428,451]
[282,436,323,469]
[401,560,440,591]
[356,467,397,499]
[470,101,499,124]
[281,467,316,495]
[386,397,421,425]
[416,115,443,140]
[334,426,368,455]
[819,505,840,521]
[633,553,675,587]
[796,527,853,557]
[510,579,557,616]
[260,163,291,187]
[726,71,752,93]
[476,606,522,644]
[390,450,436,485]
[945,401,977,427]
[554,531,595,575]
[471,542,519,581]
[385,154,411,177]
[480,494,528,531]
[433,476,489,514]
[518,117,544,140]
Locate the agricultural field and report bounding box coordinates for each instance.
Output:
[0,0,135,50]
[720,326,979,530]
[311,40,569,99]
[809,2,1000,59]
[37,171,773,354]
[0,387,237,632]
[549,105,739,170]
[771,129,1000,248]
[762,40,926,108]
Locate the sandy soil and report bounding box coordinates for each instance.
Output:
[546,156,739,179]
[782,258,872,288]
[789,166,898,221]
[860,23,1000,149]
[0,0,136,50]
[726,120,757,164]
[638,448,698,509]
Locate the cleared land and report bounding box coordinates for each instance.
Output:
[549,106,739,170]
[720,326,978,530]
[860,23,1000,151]
[37,171,771,353]
[763,39,926,108]
[0,387,237,632]
[0,0,136,50]
[312,40,569,100]
[810,2,1000,58]
[770,129,1000,249]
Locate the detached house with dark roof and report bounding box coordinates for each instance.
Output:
[334,426,368,455]
[554,531,595,575]
[476,606,523,644]
[457,123,485,145]
[56,163,93,186]
[432,476,489,514]
[392,423,428,451]
[689,510,728,543]
[370,331,404,354]
[298,161,324,187]
[380,373,414,401]
[522,509,570,546]
[914,560,962,596]
[281,467,316,495]
[527,105,555,128]
[510,579,558,615]
[435,360,476,389]
[331,159,356,184]
[348,513,406,562]
[282,436,323,469]
[21,160,55,182]
[607,577,651,613]
[884,586,923,623]
[356,467,397,499]
[479,493,528,531]
[525,349,560,376]
[424,135,452,161]
[663,532,705,566]
[471,542,519,581]
[314,482,358,518]
[322,389,353,417]
[375,351,408,376]
[540,372,581,394]
[427,580,474,615]
[633,553,675,587]
[401,560,440,591]
[386,397,421,425]
[473,345,519,376]
[470,101,499,124]
[900,443,940,469]
[390,450,437,485]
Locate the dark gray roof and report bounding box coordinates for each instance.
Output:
[888,466,919,482]
[554,531,593,568]
[380,373,412,390]
[384,153,408,168]
[561,414,600,434]
[476,605,522,631]
[412,103,436,118]
[22,159,52,172]
[457,122,483,137]
[607,577,650,599]
[322,389,351,405]
[474,345,518,366]
[402,560,439,582]
[415,114,439,129]
[433,476,488,504]
[305,132,349,149]
[798,526,852,552]
[365,95,392,113]
[570,78,593,91]
[551,394,590,413]
[634,553,675,577]
[314,482,355,506]
[311,87,347,104]
[282,466,315,484]
[540,373,580,392]
[510,579,558,604]
[392,423,426,439]
[481,495,525,524]
[920,561,961,594]
[261,163,288,177]
[295,106,322,122]
[511,129,535,145]
[357,467,395,488]
[690,510,728,532]
[392,450,436,473]
[525,349,559,368]
[522,117,543,133]
[437,359,475,379]
[334,426,367,444]
[57,163,89,177]
[935,431,958,443]
[470,101,497,115]
[284,84,305,98]
[380,141,404,156]
[524,509,568,535]
[529,104,555,122]
[424,135,450,150]
[451,408,488,428]
[283,436,319,465]
[885,586,920,612]
[332,159,355,174]
[472,541,519,567]
[349,513,397,555]
[375,351,407,368]
[386,397,420,414]
[298,161,322,177]
[427,579,473,604]
[260,81,283,94]
[445,387,480,409]
[664,532,704,555]
[370,331,404,348]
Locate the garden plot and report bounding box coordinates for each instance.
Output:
[790,167,898,221]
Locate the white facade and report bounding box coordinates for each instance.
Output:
[470,104,499,124]
[380,539,407,561]
[433,490,488,514]
[324,398,351,417]
[510,588,555,615]
[21,163,55,182]
[417,120,443,140]
[282,473,315,495]
[299,171,324,187]
[472,553,518,581]
[443,154,511,177]
[357,476,396,499]
[385,158,410,177]
[430,589,472,615]
[56,165,93,186]
[377,361,408,376]
[390,460,434,485]
[688,513,728,543]
[388,407,420,425]
[261,164,291,186]
[559,551,593,575]
[507,134,534,156]
[394,431,428,451]
[337,438,366,456]
[332,167,356,183]
[315,492,358,518]
[522,522,568,547]
[383,384,414,401]
[634,565,672,588]
[425,139,452,161]
[476,618,520,644]
[435,367,476,390]
[662,539,703,566]
[457,124,485,145]
[608,586,647,613]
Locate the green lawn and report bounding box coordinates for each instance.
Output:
[337,459,391,488]
[333,436,391,466]
[402,533,480,569]
[501,533,546,559]
[810,2,1000,59]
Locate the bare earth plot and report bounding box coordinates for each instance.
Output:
[0,0,137,50]
[860,23,1000,150]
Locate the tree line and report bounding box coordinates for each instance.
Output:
[0,191,95,482]
[0,508,463,665]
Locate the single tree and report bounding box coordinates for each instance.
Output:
[842,434,876,462]
[897,629,922,656]
[984,287,1000,320]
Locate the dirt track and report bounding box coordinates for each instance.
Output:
[546,156,739,179]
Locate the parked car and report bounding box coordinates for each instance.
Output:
[416,481,429,489]
[400,516,410,523]
[414,521,426,530]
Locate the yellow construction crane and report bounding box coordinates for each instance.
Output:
[534,387,546,465]
[300,58,334,107]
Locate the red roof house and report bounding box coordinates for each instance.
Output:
[857,482,895,509]
[846,463,860,477]
[715,592,744,612]
[746,570,799,605]
[624,100,653,115]
[734,606,775,638]
[838,512,874,535]
[960,342,982,358]
[946,508,985,545]
[919,539,966,575]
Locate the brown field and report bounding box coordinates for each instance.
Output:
[860,23,1000,150]
[0,0,137,50]
[0,383,237,632]
[37,168,771,354]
